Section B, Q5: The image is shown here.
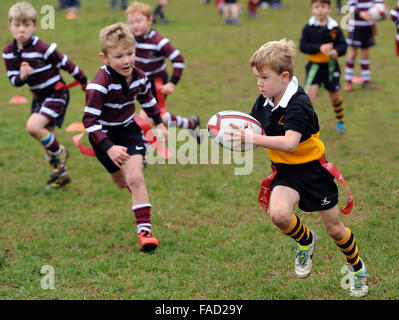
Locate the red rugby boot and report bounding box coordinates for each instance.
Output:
[138,231,159,253]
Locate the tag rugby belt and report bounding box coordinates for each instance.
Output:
[258,155,353,215]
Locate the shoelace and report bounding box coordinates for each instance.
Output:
[140,231,153,238]
[296,248,309,267]
[353,270,369,290]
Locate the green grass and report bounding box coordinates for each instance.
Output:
[1,0,399,300]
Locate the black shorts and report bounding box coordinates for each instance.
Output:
[305,61,341,92]
[89,123,147,174]
[346,26,375,48]
[31,90,69,128]
[271,159,338,212]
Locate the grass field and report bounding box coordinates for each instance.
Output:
[0,0,399,300]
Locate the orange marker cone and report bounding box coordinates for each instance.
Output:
[9,95,28,104]
[352,76,362,84]
[66,12,77,20]
[65,121,85,132]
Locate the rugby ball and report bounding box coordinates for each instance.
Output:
[368,3,388,21]
[207,110,264,152]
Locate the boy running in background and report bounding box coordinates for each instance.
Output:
[3,2,87,189]
[300,0,347,134]
[227,39,369,297]
[126,2,202,144]
[83,23,168,253]
[344,0,383,91]
[390,2,399,56]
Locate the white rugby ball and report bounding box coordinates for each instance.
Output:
[207,110,264,152]
[368,3,388,21]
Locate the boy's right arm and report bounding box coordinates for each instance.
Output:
[83,82,114,153]
[3,48,27,87]
[299,25,322,54]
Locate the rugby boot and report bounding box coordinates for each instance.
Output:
[347,258,369,297]
[46,171,71,189]
[295,231,317,278]
[138,231,159,253]
[48,146,69,182]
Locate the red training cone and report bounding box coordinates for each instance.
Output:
[9,95,28,104]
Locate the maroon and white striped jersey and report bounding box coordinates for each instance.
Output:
[2,36,87,97]
[134,29,185,84]
[83,65,161,148]
[347,0,383,28]
[390,3,399,28]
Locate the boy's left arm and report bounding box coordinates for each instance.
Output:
[137,76,163,125]
[161,40,185,88]
[47,45,88,88]
[333,27,348,57]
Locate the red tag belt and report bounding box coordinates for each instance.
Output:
[258,155,353,215]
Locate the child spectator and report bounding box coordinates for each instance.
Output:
[300,0,347,134]
[390,1,399,56]
[153,0,169,24]
[83,23,168,253]
[344,0,383,91]
[248,0,259,17]
[110,0,128,11]
[223,0,241,24]
[3,2,87,189]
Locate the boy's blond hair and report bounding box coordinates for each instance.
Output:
[100,23,135,55]
[125,2,152,19]
[8,1,37,23]
[250,39,296,79]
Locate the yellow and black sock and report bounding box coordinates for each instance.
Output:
[334,228,362,271]
[332,98,344,124]
[280,214,313,246]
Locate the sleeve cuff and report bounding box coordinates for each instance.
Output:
[98,138,114,153]
[170,76,180,85]
[152,114,163,125]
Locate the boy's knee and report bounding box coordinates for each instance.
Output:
[26,121,39,136]
[269,208,292,229]
[125,173,145,189]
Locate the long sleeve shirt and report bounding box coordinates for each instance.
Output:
[3,35,87,98]
[134,29,185,85]
[83,65,162,151]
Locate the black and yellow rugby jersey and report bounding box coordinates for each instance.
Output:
[249,77,325,165]
[299,16,347,64]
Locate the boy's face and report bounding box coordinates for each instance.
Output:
[252,66,290,100]
[311,2,332,22]
[127,12,153,37]
[8,19,37,45]
[100,45,136,79]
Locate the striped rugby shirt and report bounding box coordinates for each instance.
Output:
[347,0,383,29]
[390,3,399,30]
[83,65,162,151]
[135,29,184,84]
[2,35,87,97]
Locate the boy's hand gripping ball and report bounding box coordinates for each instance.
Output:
[207,110,263,152]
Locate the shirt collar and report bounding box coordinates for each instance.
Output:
[263,76,299,112]
[135,29,155,42]
[308,15,338,30]
[12,35,35,56]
